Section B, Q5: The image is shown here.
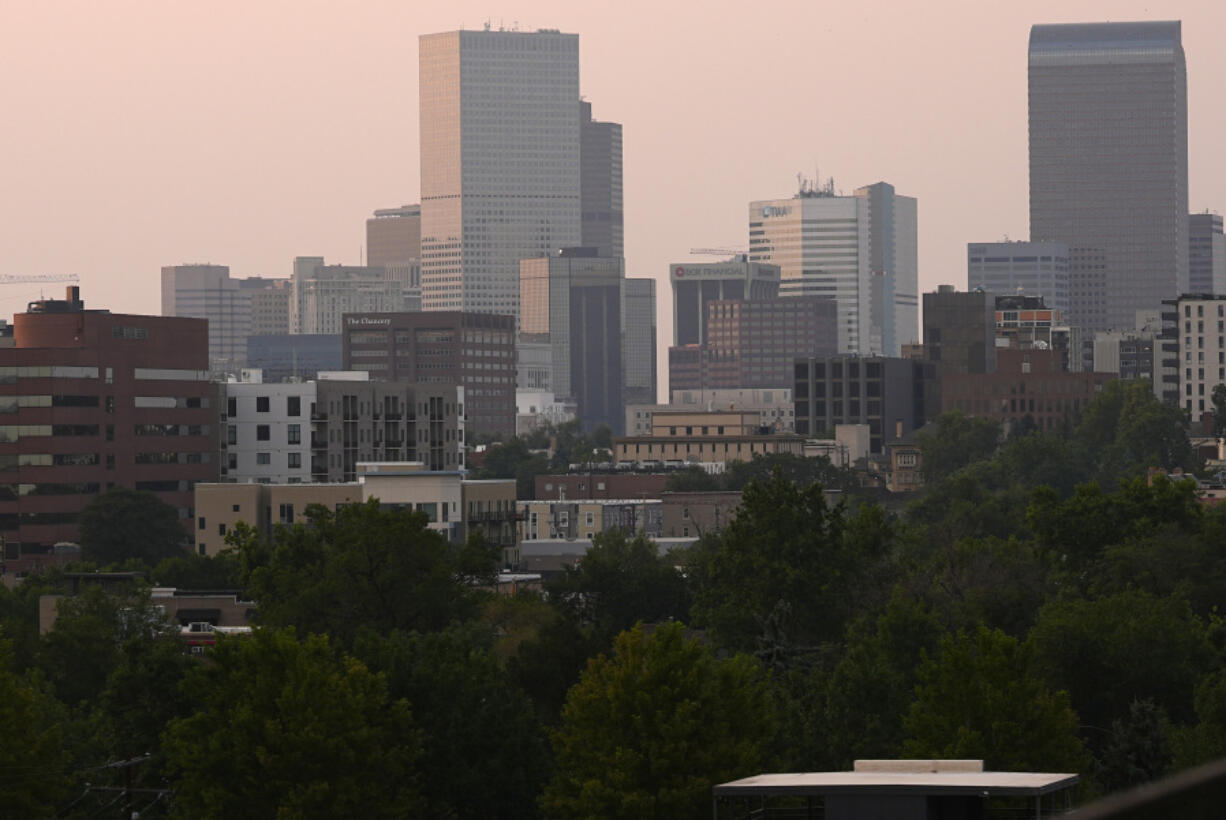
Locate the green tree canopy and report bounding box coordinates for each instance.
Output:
[916,412,1002,482]
[1076,379,1194,479]
[541,622,775,820]
[902,624,1089,774]
[77,487,187,566]
[163,628,421,819]
[0,638,71,819]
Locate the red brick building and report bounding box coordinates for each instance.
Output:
[940,348,1114,431]
[0,289,217,575]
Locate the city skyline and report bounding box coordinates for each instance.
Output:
[3,1,1226,390]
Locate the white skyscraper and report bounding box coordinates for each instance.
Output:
[748,182,917,356]
[419,28,581,317]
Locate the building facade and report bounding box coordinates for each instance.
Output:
[1029,22,1188,333]
[669,258,781,347]
[1169,295,1226,417]
[520,498,662,541]
[1,289,217,571]
[520,249,624,432]
[612,410,804,465]
[366,204,422,294]
[1189,213,1226,296]
[967,241,1070,315]
[580,101,623,259]
[922,286,996,375]
[341,311,516,439]
[749,182,917,356]
[222,376,315,484]
[290,257,407,335]
[793,356,936,454]
[622,277,657,407]
[245,334,342,383]
[160,264,251,373]
[419,28,581,315]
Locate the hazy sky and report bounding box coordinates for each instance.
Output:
[3,0,1224,379]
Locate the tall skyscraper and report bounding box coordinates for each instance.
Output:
[621,278,657,407]
[419,28,581,317]
[581,101,623,259]
[749,182,917,356]
[1029,22,1188,333]
[669,258,780,346]
[366,205,422,304]
[1188,213,1226,295]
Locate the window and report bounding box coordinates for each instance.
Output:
[228,425,237,445]
[287,424,301,445]
[288,452,302,469]
[228,397,237,417]
[279,503,294,524]
[218,523,226,536]
[227,453,237,469]
[256,396,269,413]
[585,512,594,527]
[256,425,270,441]
[232,504,240,512]
[198,516,205,531]
[256,452,271,465]
[287,396,300,416]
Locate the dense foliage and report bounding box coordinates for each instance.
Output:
[6,380,1226,815]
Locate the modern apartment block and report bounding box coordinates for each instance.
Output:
[967,241,1070,315]
[793,356,937,454]
[366,205,422,295]
[290,257,407,335]
[669,257,781,347]
[1029,22,1188,333]
[419,28,581,315]
[341,311,516,439]
[580,101,623,259]
[668,297,838,392]
[749,182,917,355]
[0,289,218,571]
[520,497,662,541]
[1166,295,1226,417]
[622,277,657,407]
[922,286,996,375]
[1189,213,1226,296]
[520,249,624,432]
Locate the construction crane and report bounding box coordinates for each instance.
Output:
[0,274,79,285]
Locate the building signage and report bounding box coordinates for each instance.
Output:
[762,205,791,218]
[346,317,391,327]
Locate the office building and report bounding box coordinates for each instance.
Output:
[580,101,623,259]
[245,334,342,383]
[793,356,937,454]
[0,288,217,572]
[967,241,1070,315]
[290,257,407,335]
[750,181,917,355]
[669,258,780,347]
[160,264,251,373]
[668,296,838,392]
[1189,213,1226,296]
[1093,329,1156,386]
[419,28,581,315]
[341,311,516,439]
[366,205,422,293]
[1029,22,1188,332]
[942,348,1113,432]
[247,279,291,337]
[628,388,795,436]
[621,278,657,406]
[520,249,624,432]
[612,409,804,466]
[922,286,996,375]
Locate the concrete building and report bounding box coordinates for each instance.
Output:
[1167,295,1226,417]
[621,277,657,407]
[612,409,804,466]
[289,257,407,335]
[922,286,996,375]
[248,279,291,337]
[750,181,917,356]
[967,241,1070,315]
[669,297,838,394]
[0,288,218,572]
[245,334,342,383]
[625,387,795,436]
[669,258,781,347]
[160,264,251,373]
[1029,22,1188,333]
[660,490,741,538]
[793,356,937,454]
[1093,329,1157,386]
[366,205,422,298]
[1189,213,1226,296]
[194,481,362,556]
[341,311,516,439]
[520,497,662,541]
[520,248,624,432]
[942,348,1113,431]
[580,101,623,259]
[222,373,315,484]
[515,390,576,436]
[419,28,581,316]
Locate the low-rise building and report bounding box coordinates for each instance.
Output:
[660,490,741,538]
[519,498,662,541]
[612,410,804,466]
[534,472,669,502]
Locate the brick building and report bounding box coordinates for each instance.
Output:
[0,288,217,574]
[534,472,669,501]
[342,311,515,439]
[941,348,1113,431]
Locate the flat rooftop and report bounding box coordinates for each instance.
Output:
[715,770,1078,798]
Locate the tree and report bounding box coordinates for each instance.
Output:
[723,452,857,493]
[1213,384,1226,438]
[547,529,690,649]
[77,487,187,565]
[1076,379,1194,480]
[238,499,498,646]
[163,628,422,819]
[664,466,722,492]
[1096,699,1173,793]
[151,549,242,590]
[902,624,1089,774]
[0,638,71,819]
[541,623,775,820]
[915,412,1001,482]
[353,626,548,818]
